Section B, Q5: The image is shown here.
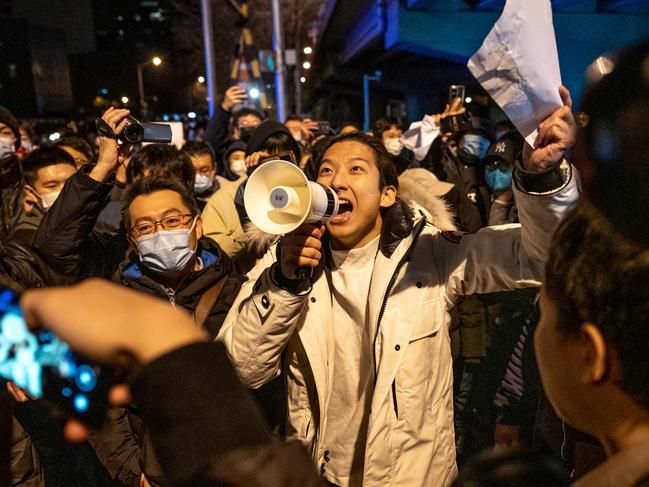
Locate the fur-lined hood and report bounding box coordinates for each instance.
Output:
[398,169,457,232]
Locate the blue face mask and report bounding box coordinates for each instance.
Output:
[460,134,490,160]
[485,166,513,193]
[135,218,198,273]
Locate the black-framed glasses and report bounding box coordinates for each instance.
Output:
[130,214,194,238]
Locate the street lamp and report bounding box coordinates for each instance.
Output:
[197,75,205,84]
[137,56,163,117]
[303,61,311,70]
[303,46,313,55]
[121,96,129,104]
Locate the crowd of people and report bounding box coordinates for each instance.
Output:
[0,38,649,487]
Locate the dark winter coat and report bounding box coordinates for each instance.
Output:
[31,167,128,282]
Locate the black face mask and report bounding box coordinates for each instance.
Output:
[457,148,481,166]
[238,126,255,143]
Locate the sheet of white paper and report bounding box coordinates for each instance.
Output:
[400,115,441,162]
[467,0,563,147]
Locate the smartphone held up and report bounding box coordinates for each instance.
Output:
[0,286,112,428]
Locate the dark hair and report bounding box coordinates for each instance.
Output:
[121,176,200,231]
[56,135,94,165]
[21,146,76,186]
[182,141,216,171]
[127,144,195,190]
[456,448,568,487]
[285,114,302,124]
[262,132,297,157]
[18,119,35,142]
[338,122,360,134]
[314,132,399,190]
[232,108,263,128]
[577,40,649,246]
[546,201,649,409]
[373,117,403,140]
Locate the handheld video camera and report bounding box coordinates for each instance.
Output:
[96,116,172,144]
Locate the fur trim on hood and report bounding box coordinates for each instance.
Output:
[398,169,457,231]
[244,223,280,257]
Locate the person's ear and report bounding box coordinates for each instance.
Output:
[380,185,397,208]
[194,216,203,241]
[580,323,608,384]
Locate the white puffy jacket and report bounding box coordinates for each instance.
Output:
[218,166,579,486]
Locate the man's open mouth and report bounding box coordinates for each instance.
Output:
[331,198,353,224]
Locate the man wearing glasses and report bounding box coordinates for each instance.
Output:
[119,176,242,337]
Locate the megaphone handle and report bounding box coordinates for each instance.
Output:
[295,266,314,281]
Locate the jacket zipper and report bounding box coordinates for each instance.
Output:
[164,287,176,307]
[372,218,427,381]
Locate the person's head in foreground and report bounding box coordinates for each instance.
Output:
[314,132,398,250]
[122,176,203,283]
[575,40,649,247]
[536,200,649,484]
[455,448,569,487]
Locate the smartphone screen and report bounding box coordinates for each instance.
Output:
[0,287,110,427]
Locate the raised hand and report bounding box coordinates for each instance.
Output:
[221,86,248,112]
[523,86,577,173]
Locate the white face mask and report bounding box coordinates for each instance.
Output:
[229,157,247,178]
[384,137,403,157]
[135,217,198,274]
[291,132,302,143]
[20,139,33,153]
[0,135,15,159]
[39,190,62,210]
[194,174,213,194]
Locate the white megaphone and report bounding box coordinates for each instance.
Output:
[244,159,339,235]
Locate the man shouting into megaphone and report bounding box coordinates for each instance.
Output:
[218,95,578,487]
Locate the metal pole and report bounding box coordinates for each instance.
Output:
[363,74,370,132]
[294,0,302,115]
[363,71,382,132]
[271,0,287,121]
[200,0,218,117]
[137,64,147,118]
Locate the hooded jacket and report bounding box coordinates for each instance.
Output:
[218,164,579,486]
[222,141,247,181]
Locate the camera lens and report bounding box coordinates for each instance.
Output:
[122,119,144,143]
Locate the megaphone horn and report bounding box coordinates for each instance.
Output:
[244,159,339,235]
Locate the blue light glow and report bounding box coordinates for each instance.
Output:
[75,365,97,392]
[74,394,89,413]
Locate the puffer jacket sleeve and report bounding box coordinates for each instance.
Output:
[441,163,579,305]
[31,168,127,281]
[217,249,309,389]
